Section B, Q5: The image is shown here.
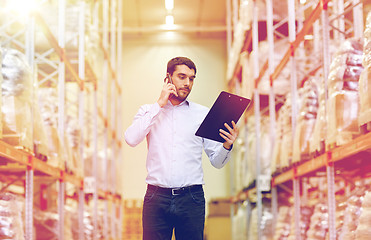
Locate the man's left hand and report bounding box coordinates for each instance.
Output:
[219,121,239,150]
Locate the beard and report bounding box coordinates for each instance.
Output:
[173,88,190,102]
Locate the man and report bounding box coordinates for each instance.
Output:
[125,57,238,240]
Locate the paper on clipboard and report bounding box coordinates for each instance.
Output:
[195,91,251,143]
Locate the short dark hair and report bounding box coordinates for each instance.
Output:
[167,57,197,76]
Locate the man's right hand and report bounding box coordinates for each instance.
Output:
[157,77,178,107]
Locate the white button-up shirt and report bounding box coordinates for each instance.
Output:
[124,99,232,188]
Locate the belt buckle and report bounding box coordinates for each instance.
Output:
[172,188,180,195]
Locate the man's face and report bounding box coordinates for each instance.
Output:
[170,64,195,102]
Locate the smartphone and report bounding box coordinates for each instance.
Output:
[165,73,173,84]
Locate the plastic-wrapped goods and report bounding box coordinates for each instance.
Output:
[362,11,371,68]
[35,2,93,52]
[232,203,248,240]
[358,68,371,128]
[84,147,113,191]
[246,117,257,186]
[293,78,319,163]
[260,116,273,176]
[271,103,284,173]
[355,191,371,240]
[71,211,94,240]
[309,75,327,155]
[286,206,313,240]
[226,0,288,81]
[34,207,73,240]
[65,82,83,176]
[279,93,301,168]
[248,203,273,240]
[233,136,245,194]
[243,115,272,187]
[339,188,366,240]
[0,193,25,240]
[359,11,371,128]
[306,203,329,239]
[273,205,291,240]
[326,38,363,148]
[1,48,33,149]
[249,39,293,96]
[37,88,66,169]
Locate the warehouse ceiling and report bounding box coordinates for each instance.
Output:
[122,0,227,35]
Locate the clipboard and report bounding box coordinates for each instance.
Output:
[195,91,251,143]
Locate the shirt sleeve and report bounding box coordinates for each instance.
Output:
[203,138,233,169]
[124,102,162,147]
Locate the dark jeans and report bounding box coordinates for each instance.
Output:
[142,184,205,240]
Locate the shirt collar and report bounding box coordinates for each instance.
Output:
[167,98,190,107]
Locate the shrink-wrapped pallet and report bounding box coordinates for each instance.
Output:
[326,38,363,148]
[279,93,300,168]
[355,191,371,240]
[246,117,256,186]
[249,39,295,96]
[0,193,25,240]
[233,136,245,194]
[84,147,113,191]
[309,71,326,155]
[1,48,33,150]
[339,188,366,240]
[273,206,291,240]
[232,204,247,240]
[306,203,329,239]
[243,115,272,187]
[358,69,371,128]
[37,88,66,169]
[359,11,371,128]
[248,203,273,240]
[34,207,73,240]
[271,103,284,173]
[293,79,319,163]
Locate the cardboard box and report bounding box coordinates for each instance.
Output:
[208,198,231,217]
[205,217,231,240]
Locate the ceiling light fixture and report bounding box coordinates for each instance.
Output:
[166,15,174,26]
[165,0,174,11]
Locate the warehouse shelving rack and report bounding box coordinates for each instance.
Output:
[0,0,123,239]
[227,0,368,239]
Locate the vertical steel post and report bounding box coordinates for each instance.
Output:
[57,1,66,239]
[58,0,66,139]
[25,10,35,240]
[266,0,278,232]
[246,201,252,238]
[226,0,232,59]
[25,168,34,240]
[58,180,65,240]
[293,177,301,239]
[287,0,301,239]
[336,0,345,41]
[103,0,110,237]
[252,1,262,239]
[327,162,336,240]
[117,0,123,237]
[353,0,363,39]
[110,0,118,237]
[232,0,238,32]
[93,85,98,240]
[78,2,86,239]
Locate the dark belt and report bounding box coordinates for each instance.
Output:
[148,184,203,196]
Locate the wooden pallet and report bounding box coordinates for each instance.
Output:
[360,121,371,134]
[326,132,360,151]
[359,108,371,133]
